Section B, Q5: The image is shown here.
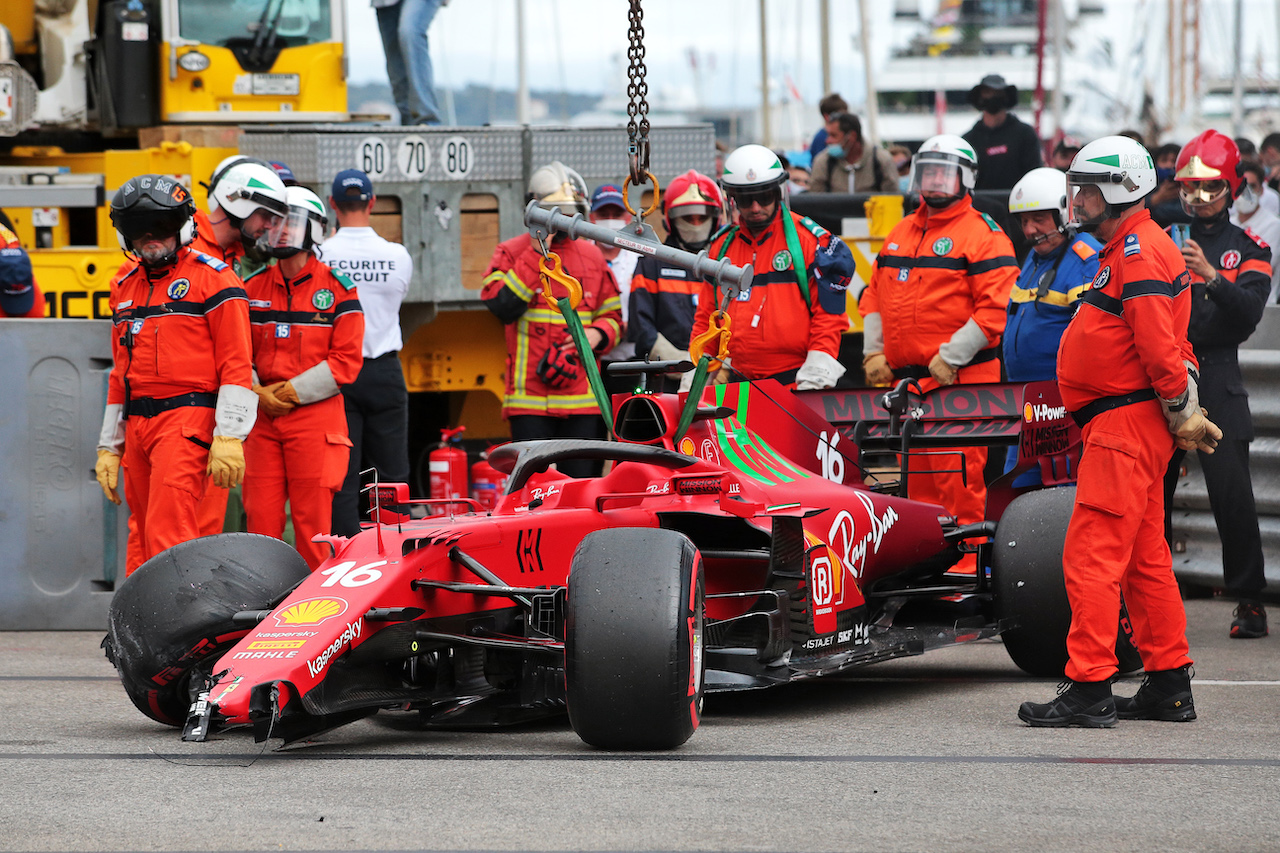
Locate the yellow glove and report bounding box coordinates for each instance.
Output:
[253,383,294,418]
[207,436,246,489]
[1174,407,1223,454]
[928,353,959,386]
[95,449,122,505]
[273,380,300,405]
[863,353,893,386]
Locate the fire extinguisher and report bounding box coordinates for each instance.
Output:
[428,426,468,512]
[470,444,509,511]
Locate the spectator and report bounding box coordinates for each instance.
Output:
[96,174,256,575]
[1148,142,1191,228]
[888,144,912,192]
[1018,135,1212,727]
[0,247,46,317]
[588,184,640,394]
[481,162,622,478]
[1235,137,1258,158]
[1232,160,1280,301]
[375,0,446,126]
[1165,130,1270,639]
[961,74,1043,190]
[689,144,854,389]
[1117,128,1147,146]
[1049,136,1082,171]
[268,161,301,187]
[860,135,1018,574]
[788,163,811,194]
[809,93,849,161]
[320,169,414,537]
[1260,132,1280,192]
[244,187,364,570]
[810,113,899,194]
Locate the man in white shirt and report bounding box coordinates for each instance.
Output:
[588,185,640,393]
[319,169,415,535]
[1232,160,1280,303]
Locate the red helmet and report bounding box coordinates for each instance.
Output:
[662,170,724,234]
[1175,129,1245,204]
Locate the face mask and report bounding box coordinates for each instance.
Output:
[1235,186,1260,216]
[827,144,845,160]
[898,175,912,193]
[1156,167,1176,184]
[674,217,714,247]
[979,96,1006,114]
[594,218,628,231]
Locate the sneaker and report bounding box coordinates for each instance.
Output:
[1231,601,1268,639]
[1018,679,1117,728]
[1115,665,1196,722]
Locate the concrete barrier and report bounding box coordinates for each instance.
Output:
[0,319,125,629]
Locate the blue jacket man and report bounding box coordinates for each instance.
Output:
[1003,168,1101,478]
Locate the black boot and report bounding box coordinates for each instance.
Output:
[1231,601,1268,639]
[1115,665,1196,721]
[1018,679,1117,728]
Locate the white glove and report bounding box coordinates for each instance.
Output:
[937,318,990,367]
[795,350,846,391]
[649,332,690,363]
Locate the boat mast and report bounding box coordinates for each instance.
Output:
[820,0,831,97]
[760,0,770,147]
[1034,0,1048,143]
[859,0,879,148]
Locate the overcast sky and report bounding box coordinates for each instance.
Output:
[344,1,1280,109]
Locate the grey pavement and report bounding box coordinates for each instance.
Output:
[0,597,1276,852]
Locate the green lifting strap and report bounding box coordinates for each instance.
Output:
[556,296,615,440]
[714,205,810,304]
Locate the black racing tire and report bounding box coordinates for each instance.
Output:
[566,528,704,750]
[993,487,1142,677]
[104,533,310,726]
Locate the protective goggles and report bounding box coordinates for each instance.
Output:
[1178,179,1230,206]
[727,187,780,209]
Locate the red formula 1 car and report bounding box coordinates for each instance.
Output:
[104,369,1138,749]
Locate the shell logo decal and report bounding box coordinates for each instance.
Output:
[273,597,349,627]
[1023,402,1034,422]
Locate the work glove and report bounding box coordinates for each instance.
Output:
[1174,407,1223,454]
[678,364,731,392]
[253,383,295,418]
[536,341,580,389]
[273,380,300,406]
[863,352,893,387]
[95,449,122,505]
[795,350,846,391]
[928,353,959,386]
[649,332,690,364]
[206,436,246,489]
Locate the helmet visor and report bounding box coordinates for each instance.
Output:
[1179,179,1230,207]
[725,186,780,209]
[258,207,312,257]
[908,160,963,198]
[114,208,189,242]
[1064,173,1108,231]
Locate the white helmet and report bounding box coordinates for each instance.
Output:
[209,161,289,224]
[720,144,788,195]
[909,135,978,207]
[528,161,589,217]
[1008,167,1070,227]
[1065,136,1156,231]
[260,186,328,258]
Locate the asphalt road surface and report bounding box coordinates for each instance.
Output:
[1,597,1277,853]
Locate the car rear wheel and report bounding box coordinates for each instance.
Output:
[103,533,310,726]
[566,528,704,750]
[993,486,1142,677]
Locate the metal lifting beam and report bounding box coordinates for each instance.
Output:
[523,201,755,300]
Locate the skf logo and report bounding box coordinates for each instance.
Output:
[273,597,349,627]
[1024,403,1067,423]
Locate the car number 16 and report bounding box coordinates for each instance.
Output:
[320,560,387,588]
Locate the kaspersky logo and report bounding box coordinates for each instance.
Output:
[273,597,349,627]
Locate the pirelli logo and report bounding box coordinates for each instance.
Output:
[246,639,308,650]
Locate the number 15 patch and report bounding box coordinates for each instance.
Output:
[275,324,291,338]
[897,267,910,281]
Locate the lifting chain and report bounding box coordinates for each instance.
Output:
[625,0,651,185]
